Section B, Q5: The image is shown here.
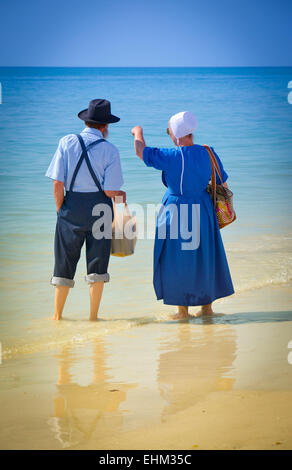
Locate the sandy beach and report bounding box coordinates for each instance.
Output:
[1,281,292,450]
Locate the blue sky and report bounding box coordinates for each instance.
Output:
[0,0,291,66]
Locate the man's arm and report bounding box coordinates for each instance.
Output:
[131,126,146,160]
[103,145,126,203]
[53,180,65,212]
[54,181,125,208]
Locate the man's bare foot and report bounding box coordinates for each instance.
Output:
[52,315,62,321]
[194,304,214,318]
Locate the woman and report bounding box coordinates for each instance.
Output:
[131,111,234,319]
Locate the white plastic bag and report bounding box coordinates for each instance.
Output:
[111,203,137,257]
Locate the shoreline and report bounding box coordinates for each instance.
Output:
[0,282,292,450]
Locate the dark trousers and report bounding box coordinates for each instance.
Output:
[51,190,113,288]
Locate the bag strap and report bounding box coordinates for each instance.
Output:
[203,145,223,206]
[69,134,105,192]
[203,145,223,183]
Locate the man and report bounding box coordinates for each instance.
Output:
[46,99,126,321]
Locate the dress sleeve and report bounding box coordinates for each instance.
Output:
[45,139,65,182]
[143,147,171,171]
[211,147,228,184]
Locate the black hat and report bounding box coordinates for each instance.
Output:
[78,99,120,124]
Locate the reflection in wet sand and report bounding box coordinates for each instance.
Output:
[49,339,136,449]
[1,308,291,449]
[157,320,236,417]
[50,319,238,447]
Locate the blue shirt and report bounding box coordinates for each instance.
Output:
[143,144,228,197]
[45,127,124,192]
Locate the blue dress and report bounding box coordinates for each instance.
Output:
[143,144,234,306]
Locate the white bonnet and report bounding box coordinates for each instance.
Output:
[169,111,197,142]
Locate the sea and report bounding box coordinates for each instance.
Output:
[0,66,292,359]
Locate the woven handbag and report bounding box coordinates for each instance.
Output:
[203,145,236,229]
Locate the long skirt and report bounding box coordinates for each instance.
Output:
[153,190,234,306]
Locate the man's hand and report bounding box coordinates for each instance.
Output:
[114,191,126,204]
[53,180,65,213]
[104,190,126,204]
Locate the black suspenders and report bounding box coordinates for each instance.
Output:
[69,134,106,192]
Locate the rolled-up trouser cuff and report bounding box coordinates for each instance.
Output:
[50,276,75,288]
[85,273,110,284]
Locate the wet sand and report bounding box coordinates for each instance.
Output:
[0,283,292,450]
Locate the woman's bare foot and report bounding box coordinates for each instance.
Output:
[194,304,214,318]
[170,306,191,320]
[170,312,192,320]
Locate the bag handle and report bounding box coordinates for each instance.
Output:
[113,199,129,213]
[203,145,223,206]
[112,200,130,229]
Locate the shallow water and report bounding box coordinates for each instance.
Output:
[0,314,291,449]
[0,66,292,357]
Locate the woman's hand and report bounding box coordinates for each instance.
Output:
[131,126,143,137]
[131,126,146,160]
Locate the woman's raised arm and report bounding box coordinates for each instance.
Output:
[131,126,146,160]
